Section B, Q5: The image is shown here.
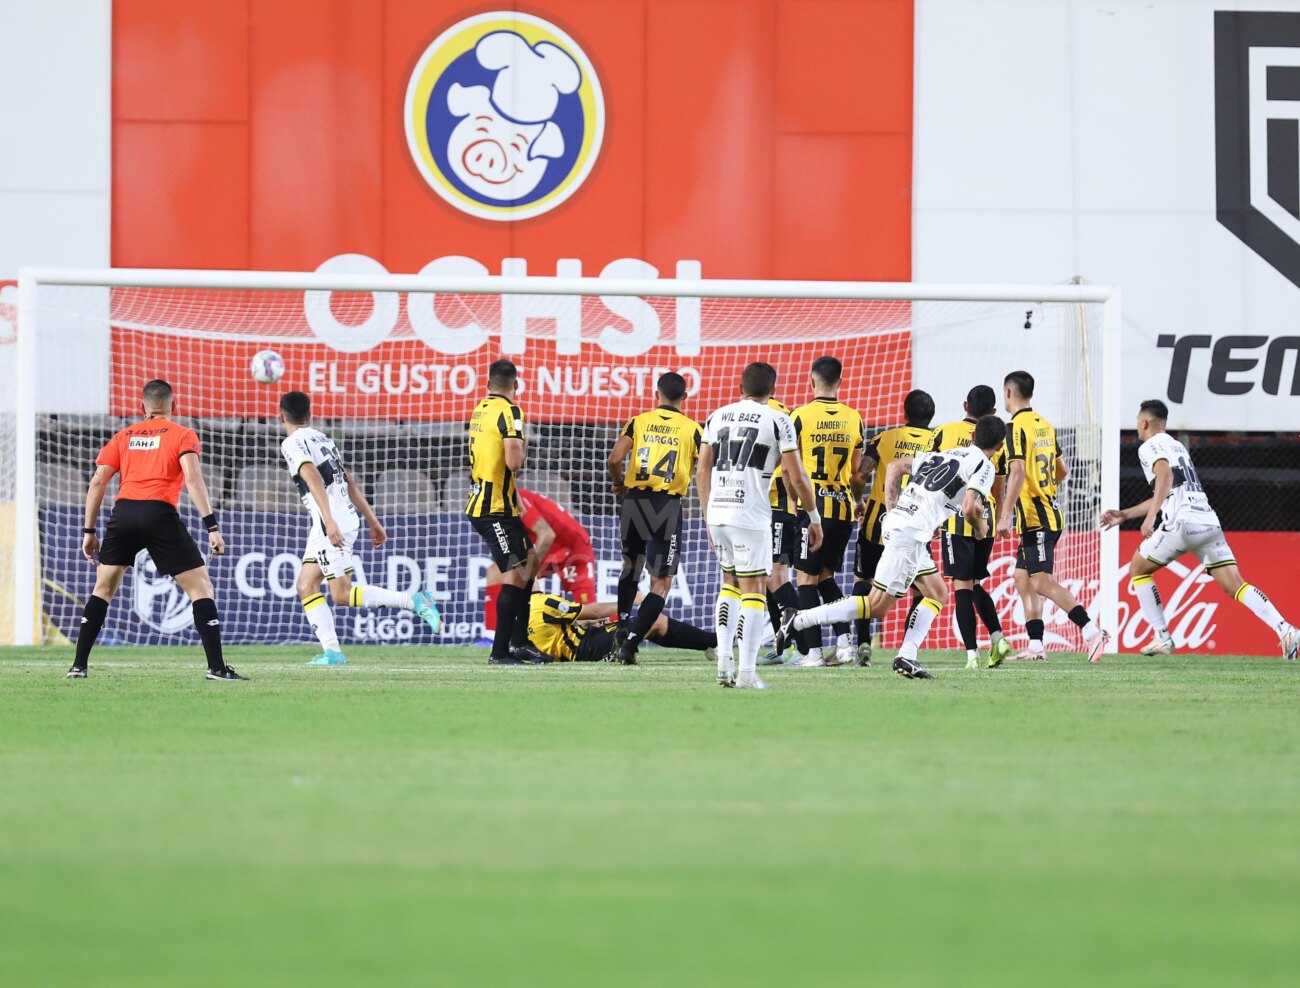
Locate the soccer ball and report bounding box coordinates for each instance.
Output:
[250,349,285,385]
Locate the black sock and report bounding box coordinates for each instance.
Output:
[1026,618,1045,644]
[852,579,872,647]
[628,592,665,645]
[796,583,822,653]
[191,597,225,672]
[769,584,798,653]
[654,617,716,651]
[73,594,109,669]
[510,579,534,647]
[1067,604,1092,630]
[766,592,784,644]
[494,584,524,658]
[972,584,1002,635]
[617,564,640,625]
[954,588,978,651]
[817,577,849,639]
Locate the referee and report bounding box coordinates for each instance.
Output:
[606,372,702,664]
[466,359,545,664]
[71,379,243,680]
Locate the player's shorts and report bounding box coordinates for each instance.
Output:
[872,528,937,598]
[554,556,597,604]
[797,517,853,575]
[854,535,885,582]
[99,499,205,576]
[304,522,360,581]
[1016,528,1060,575]
[941,531,994,582]
[709,524,773,578]
[572,624,617,662]
[1140,519,1236,569]
[620,490,684,579]
[470,514,533,572]
[771,511,801,567]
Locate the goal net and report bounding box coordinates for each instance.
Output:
[5,270,1117,654]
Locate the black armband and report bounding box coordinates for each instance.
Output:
[202,513,219,532]
[83,527,96,535]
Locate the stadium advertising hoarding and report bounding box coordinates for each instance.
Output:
[39,506,1296,656]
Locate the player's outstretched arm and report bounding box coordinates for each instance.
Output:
[297,461,343,547]
[576,601,618,622]
[781,449,823,551]
[81,464,115,560]
[884,456,913,511]
[180,453,225,556]
[607,433,633,493]
[345,470,387,548]
[531,516,556,560]
[1139,460,1173,536]
[1101,496,1155,529]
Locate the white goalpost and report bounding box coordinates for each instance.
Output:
[5,267,1120,654]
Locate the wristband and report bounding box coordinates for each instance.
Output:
[805,509,821,525]
[202,513,219,532]
[83,527,96,535]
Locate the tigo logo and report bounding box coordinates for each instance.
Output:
[404,11,604,221]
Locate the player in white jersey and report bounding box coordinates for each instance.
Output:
[778,415,1008,679]
[696,362,822,689]
[1102,399,1299,660]
[278,392,441,665]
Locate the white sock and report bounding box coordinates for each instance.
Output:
[1235,583,1288,637]
[1080,620,1101,643]
[715,584,741,672]
[738,594,766,678]
[349,585,414,609]
[302,592,339,651]
[990,630,1005,644]
[836,632,852,650]
[1132,575,1169,640]
[966,649,979,663]
[794,595,867,630]
[898,597,941,660]
[1028,638,1046,656]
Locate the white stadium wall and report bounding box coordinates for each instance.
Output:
[915,0,1300,431]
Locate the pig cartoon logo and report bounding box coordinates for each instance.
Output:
[405,12,605,221]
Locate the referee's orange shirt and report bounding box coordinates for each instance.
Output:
[96,418,201,507]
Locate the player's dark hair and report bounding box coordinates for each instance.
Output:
[1004,370,1035,399]
[903,389,935,427]
[141,379,173,405]
[810,356,842,387]
[488,359,518,392]
[966,384,997,417]
[279,390,312,425]
[657,372,687,403]
[741,361,777,398]
[973,414,1006,452]
[1139,399,1169,422]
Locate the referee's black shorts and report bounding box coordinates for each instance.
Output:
[99,499,206,576]
[470,514,533,572]
[941,530,994,581]
[619,490,683,579]
[771,511,801,568]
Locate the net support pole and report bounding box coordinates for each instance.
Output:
[1098,289,1123,649]
[13,271,38,646]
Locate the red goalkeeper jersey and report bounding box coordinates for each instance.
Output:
[518,489,592,567]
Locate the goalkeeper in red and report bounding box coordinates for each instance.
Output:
[279,391,441,664]
[1102,399,1299,659]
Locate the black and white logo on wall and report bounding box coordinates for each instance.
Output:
[1216,10,1300,290]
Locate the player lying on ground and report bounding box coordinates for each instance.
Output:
[526,592,718,663]
[607,372,702,665]
[787,356,866,669]
[698,360,822,690]
[279,392,441,665]
[1101,399,1299,660]
[71,379,243,681]
[777,414,1008,680]
[483,487,596,637]
[996,370,1108,663]
[930,385,1013,669]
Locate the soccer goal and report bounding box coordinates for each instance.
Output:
[3,267,1119,652]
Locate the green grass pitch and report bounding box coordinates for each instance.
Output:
[2,645,1298,986]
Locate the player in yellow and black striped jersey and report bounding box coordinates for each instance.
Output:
[466,359,542,664]
[527,592,717,663]
[606,373,702,662]
[930,385,1012,667]
[762,396,805,663]
[997,370,1104,660]
[786,357,866,667]
[850,389,936,663]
